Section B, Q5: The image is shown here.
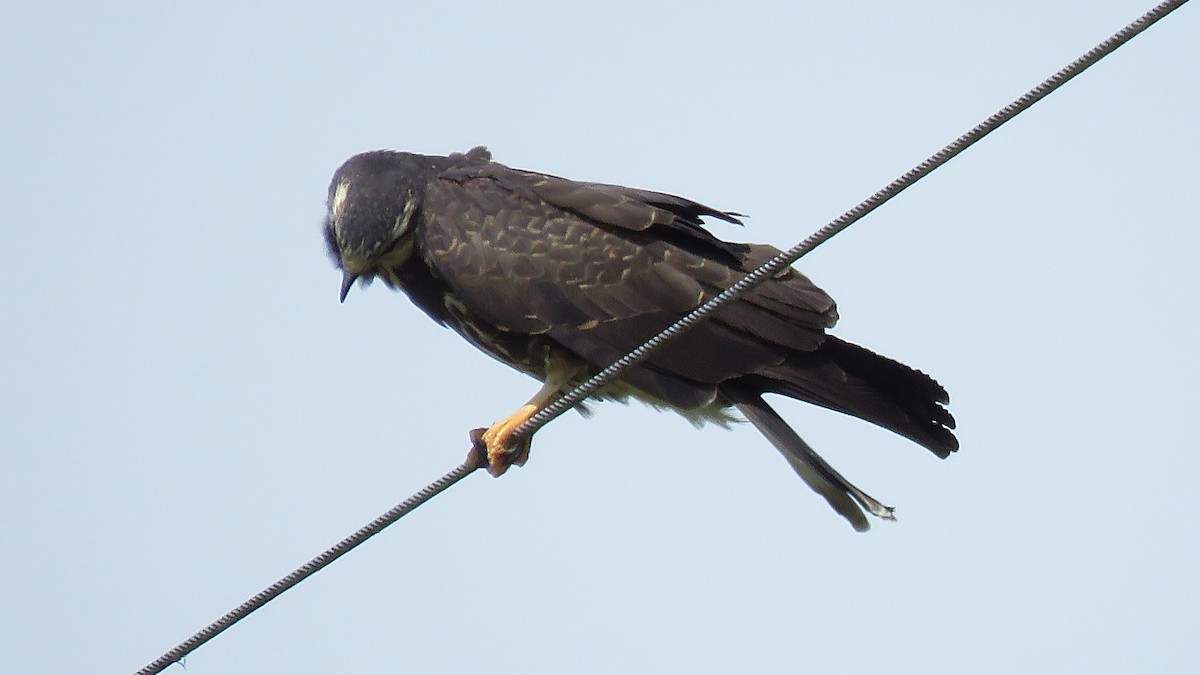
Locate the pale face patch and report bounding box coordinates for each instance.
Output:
[331,180,351,220]
[393,196,416,239]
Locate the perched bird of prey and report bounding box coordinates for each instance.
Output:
[324,146,956,531]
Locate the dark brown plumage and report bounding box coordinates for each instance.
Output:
[324,146,956,531]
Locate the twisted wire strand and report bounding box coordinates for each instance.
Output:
[135,461,479,675]
[512,0,1189,440]
[135,2,1188,672]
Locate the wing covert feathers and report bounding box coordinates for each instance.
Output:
[409,149,955,529]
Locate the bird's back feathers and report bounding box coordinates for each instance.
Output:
[327,147,957,530]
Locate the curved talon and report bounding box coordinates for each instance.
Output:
[465,428,489,470]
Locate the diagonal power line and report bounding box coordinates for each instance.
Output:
[512,0,1192,440]
[135,1,1190,672]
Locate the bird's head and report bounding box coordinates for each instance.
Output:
[323,151,425,302]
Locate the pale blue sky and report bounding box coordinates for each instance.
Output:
[3,2,1198,673]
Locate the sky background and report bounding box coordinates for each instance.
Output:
[3,2,1198,673]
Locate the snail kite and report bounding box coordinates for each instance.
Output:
[324,146,956,531]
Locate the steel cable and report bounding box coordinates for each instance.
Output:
[134,461,479,675]
[135,2,1189,671]
[513,0,1191,440]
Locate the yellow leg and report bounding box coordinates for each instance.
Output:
[480,380,562,477]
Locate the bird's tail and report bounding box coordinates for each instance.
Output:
[760,337,958,459]
[727,388,892,531]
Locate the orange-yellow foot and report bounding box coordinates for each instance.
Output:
[479,403,539,477]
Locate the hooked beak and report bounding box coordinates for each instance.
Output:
[339,271,359,303]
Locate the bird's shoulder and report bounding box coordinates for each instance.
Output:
[429,149,743,253]
[412,148,835,334]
